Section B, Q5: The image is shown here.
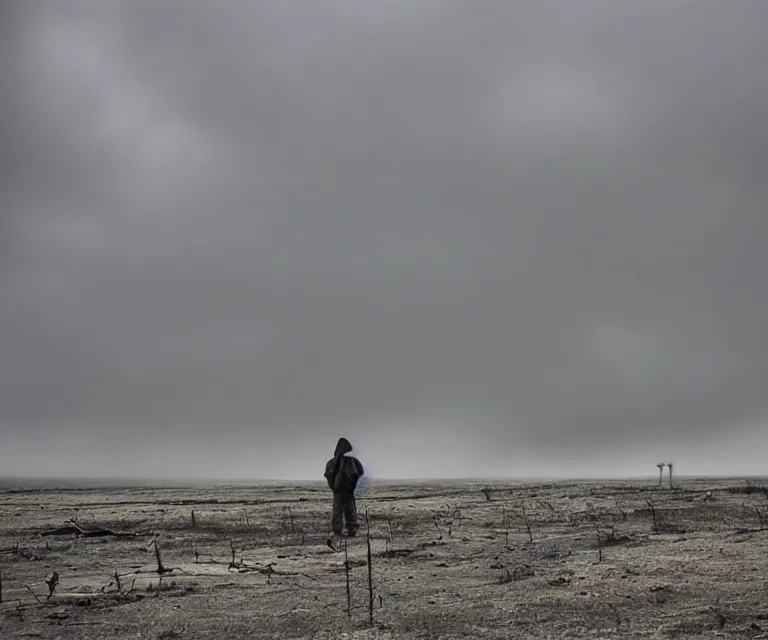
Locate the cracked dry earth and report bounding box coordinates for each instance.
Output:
[2,478,768,639]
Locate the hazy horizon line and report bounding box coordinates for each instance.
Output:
[1,473,765,490]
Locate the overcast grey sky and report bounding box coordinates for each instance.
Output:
[2,0,767,480]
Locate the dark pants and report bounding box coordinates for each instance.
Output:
[331,490,358,536]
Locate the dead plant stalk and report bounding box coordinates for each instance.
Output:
[366,510,374,627]
[645,498,658,533]
[344,539,351,618]
[521,505,533,543]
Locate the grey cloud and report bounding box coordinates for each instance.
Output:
[1,0,767,478]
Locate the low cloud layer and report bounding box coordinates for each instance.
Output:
[2,1,767,479]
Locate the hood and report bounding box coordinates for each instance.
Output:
[334,437,353,457]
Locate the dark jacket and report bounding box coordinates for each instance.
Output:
[324,437,364,492]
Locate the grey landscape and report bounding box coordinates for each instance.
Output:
[2,0,767,638]
[3,477,768,639]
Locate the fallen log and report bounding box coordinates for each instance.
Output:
[40,521,136,538]
[733,527,766,535]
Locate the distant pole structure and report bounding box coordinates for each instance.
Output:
[667,462,674,488]
[656,462,664,486]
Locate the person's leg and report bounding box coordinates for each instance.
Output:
[327,491,344,551]
[332,491,345,535]
[343,492,359,536]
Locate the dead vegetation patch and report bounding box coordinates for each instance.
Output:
[3,478,768,638]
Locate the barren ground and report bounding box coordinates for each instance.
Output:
[2,478,768,639]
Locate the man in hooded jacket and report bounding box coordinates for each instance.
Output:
[324,437,364,550]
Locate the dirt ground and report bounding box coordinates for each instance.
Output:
[2,477,768,639]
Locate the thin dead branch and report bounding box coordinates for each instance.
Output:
[366,510,374,627]
[40,521,135,538]
[228,541,240,570]
[344,539,351,618]
[432,514,443,540]
[733,527,767,535]
[276,607,312,617]
[149,539,184,576]
[154,540,167,573]
[614,498,627,521]
[644,498,658,533]
[748,497,765,529]
[595,526,602,563]
[25,585,43,605]
[521,504,533,543]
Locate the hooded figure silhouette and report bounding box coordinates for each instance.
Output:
[324,437,364,550]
